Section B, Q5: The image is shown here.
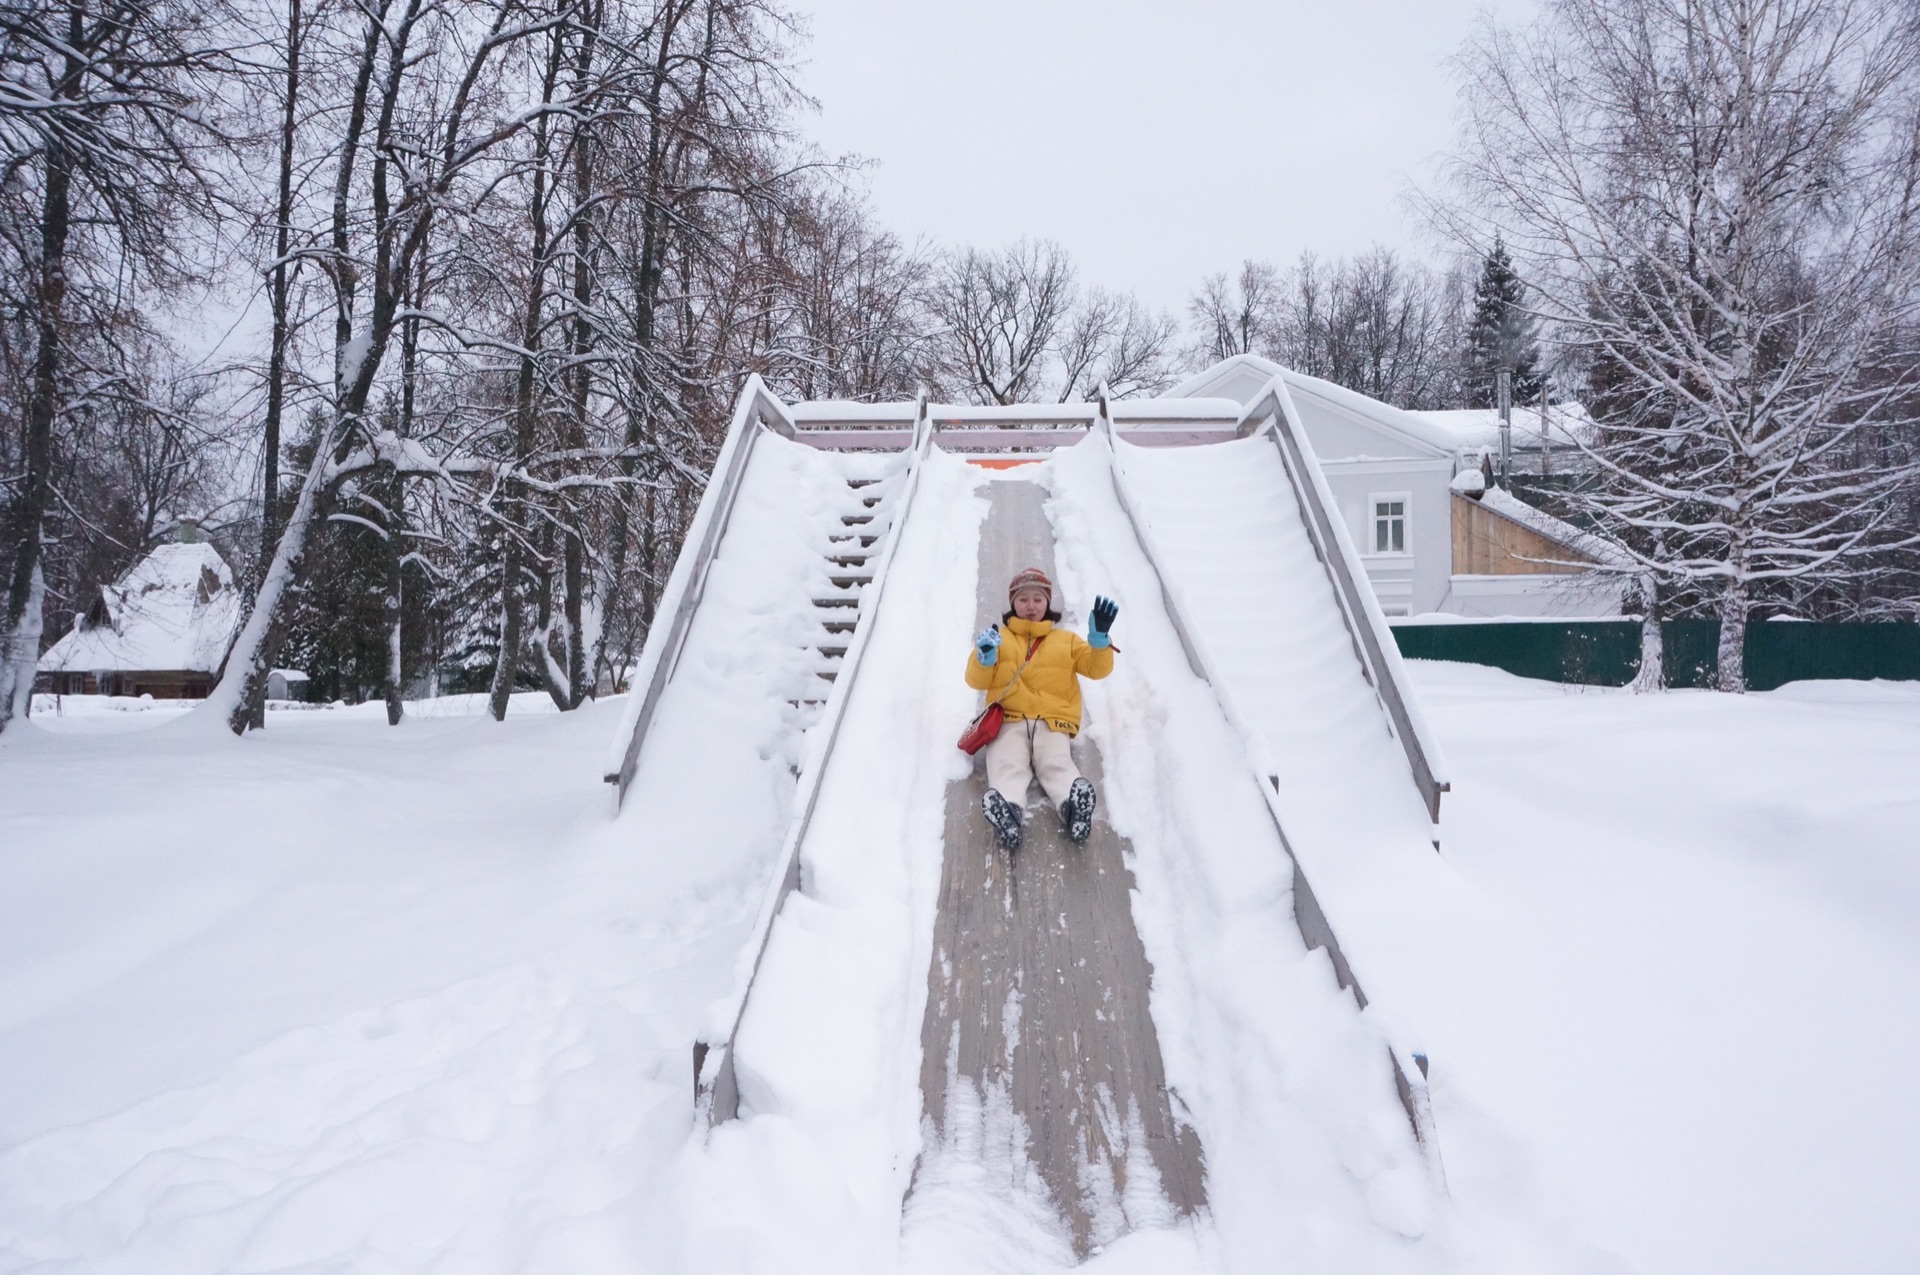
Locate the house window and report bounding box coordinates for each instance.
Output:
[1371,494,1409,555]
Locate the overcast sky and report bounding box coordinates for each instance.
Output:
[791,0,1536,315]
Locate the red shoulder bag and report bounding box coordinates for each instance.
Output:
[957,634,1044,755]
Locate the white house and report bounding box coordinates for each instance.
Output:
[37,534,242,698]
[1164,355,1627,619]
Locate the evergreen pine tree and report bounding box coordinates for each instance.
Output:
[1463,237,1545,408]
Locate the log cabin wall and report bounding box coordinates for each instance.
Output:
[1452,493,1597,575]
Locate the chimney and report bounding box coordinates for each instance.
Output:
[177,516,200,544]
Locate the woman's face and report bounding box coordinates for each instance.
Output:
[1012,587,1050,620]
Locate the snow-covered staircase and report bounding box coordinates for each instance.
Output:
[793,472,900,731]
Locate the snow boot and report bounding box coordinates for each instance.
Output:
[982,787,1023,851]
[1062,778,1096,844]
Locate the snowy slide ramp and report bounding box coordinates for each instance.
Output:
[906,438,1450,1266]
[911,478,1205,1258]
[601,382,935,1132]
[1104,382,1459,1028]
[606,379,1454,1266]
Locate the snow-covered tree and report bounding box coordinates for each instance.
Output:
[1440,0,1920,689]
[1462,237,1544,409]
[0,0,229,730]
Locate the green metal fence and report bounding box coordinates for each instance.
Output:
[1391,620,1920,689]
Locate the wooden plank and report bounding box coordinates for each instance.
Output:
[914,480,1205,1256]
[1452,493,1597,574]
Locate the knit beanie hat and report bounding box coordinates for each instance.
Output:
[1007,566,1053,603]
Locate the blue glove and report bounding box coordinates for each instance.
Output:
[975,627,1001,665]
[1088,595,1118,649]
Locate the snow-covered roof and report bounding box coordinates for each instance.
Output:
[40,542,241,674]
[1166,355,1601,462]
[1471,485,1633,569]
[1408,404,1596,453]
[1164,355,1461,459]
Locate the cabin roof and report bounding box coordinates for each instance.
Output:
[40,542,240,675]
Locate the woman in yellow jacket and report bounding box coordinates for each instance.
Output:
[965,566,1119,850]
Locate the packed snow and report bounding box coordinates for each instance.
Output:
[1,438,1916,1274]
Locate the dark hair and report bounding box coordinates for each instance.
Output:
[1003,607,1062,624]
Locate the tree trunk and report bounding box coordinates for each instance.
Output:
[214,419,345,732]
[1630,575,1663,693]
[490,38,563,722]
[487,535,525,719]
[0,126,72,734]
[262,0,302,564]
[2,564,46,724]
[564,530,586,704]
[565,0,597,707]
[1716,577,1749,693]
[383,250,422,727]
[384,494,404,725]
[535,522,570,710]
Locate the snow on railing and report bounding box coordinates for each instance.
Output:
[694,396,935,1127]
[1234,376,1451,830]
[785,398,1243,453]
[603,376,799,801]
[1095,392,1446,1181]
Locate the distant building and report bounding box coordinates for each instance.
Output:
[37,533,242,698]
[267,668,310,702]
[1166,355,1627,618]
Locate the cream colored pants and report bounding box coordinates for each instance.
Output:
[983,718,1081,811]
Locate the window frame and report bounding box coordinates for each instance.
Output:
[1367,490,1413,558]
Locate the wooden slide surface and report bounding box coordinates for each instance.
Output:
[914,477,1205,1256]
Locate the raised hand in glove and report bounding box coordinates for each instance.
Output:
[1088,595,1119,648]
[974,627,1002,665]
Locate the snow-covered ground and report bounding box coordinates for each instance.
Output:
[1405,663,1920,1275]
[2,665,1916,1272]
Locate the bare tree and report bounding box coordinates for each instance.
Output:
[1185,250,1464,409]
[1188,260,1282,362]
[1441,0,1920,689]
[928,238,1075,405]
[1056,287,1181,401]
[763,190,931,402]
[1271,248,1463,408]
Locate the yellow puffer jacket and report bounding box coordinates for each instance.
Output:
[965,615,1114,736]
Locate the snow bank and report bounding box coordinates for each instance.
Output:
[1404,660,1920,1275]
[0,697,705,1271]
